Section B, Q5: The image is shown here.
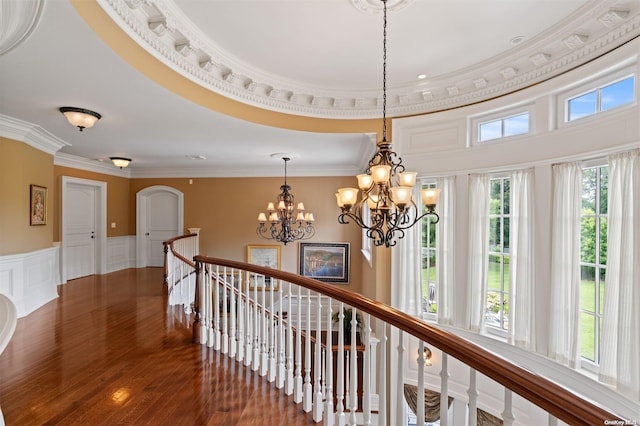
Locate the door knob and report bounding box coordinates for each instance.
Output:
[145,232,150,236]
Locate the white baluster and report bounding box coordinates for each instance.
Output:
[252,273,260,372]
[260,276,268,377]
[221,267,229,354]
[277,281,286,389]
[440,353,449,425]
[335,302,346,426]
[228,268,237,359]
[213,265,221,351]
[235,270,244,363]
[294,285,303,403]
[395,329,405,426]
[348,307,358,426]
[417,341,425,426]
[502,389,515,426]
[362,313,371,426]
[198,264,207,344]
[243,271,253,367]
[548,413,558,426]
[303,289,313,412]
[206,265,214,347]
[378,322,387,426]
[313,294,324,422]
[468,369,477,426]
[325,299,334,426]
[268,278,276,382]
[285,283,294,395]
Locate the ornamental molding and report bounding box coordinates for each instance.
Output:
[97,0,640,119]
[0,0,44,56]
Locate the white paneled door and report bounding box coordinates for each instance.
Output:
[64,183,96,280]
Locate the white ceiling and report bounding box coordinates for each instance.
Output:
[1,0,638,177]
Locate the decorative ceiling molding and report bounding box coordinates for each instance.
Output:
[97,0,640,119]
[349,0,415,14]
[0,114,69,155]
[0,0,44,56]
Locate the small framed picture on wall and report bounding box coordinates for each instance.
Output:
[30,185,47,226]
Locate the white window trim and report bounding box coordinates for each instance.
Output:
[469,104,533,146]
[556,65,636,128]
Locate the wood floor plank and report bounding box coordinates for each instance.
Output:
[0,268,317,425]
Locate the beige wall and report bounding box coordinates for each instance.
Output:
[0,137,54,255]
[0,136,385,300]
[130,176,367,294]
[53,166,131,241]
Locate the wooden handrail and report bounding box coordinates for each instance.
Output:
[163,234,197,267]
[194,255,621,425]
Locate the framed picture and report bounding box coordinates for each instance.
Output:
[299,242,350,283]
[30,185,47,226]
[247,244,281,290]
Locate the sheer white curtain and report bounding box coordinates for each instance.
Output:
[436,176,455,325]
[468,174,491,332]
[548,162,582,368]
[599,149,640,400]
[390,185,422,316]
[509,169,535,349]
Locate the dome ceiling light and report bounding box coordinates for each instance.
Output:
[59,107,101,131]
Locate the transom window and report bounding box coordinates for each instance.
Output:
[478,112,529,142]
[567,75,635,122]
[486,177,510,331]
[580,165,608,367]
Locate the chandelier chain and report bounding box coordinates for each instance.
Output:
[382,0,387,143]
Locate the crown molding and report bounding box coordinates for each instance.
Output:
[98,0,640,119]
[0,114,69,155]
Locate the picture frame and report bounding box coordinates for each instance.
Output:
[30,185,47,226]
[299,242,350,283]
[247,244,281,290]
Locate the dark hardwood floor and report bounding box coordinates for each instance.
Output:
[0,268,317,425]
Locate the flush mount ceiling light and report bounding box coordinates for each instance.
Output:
[110,157,131,169]
[336,0,440,248]
[59,106,101,131]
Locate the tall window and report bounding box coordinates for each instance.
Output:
[421,182,438,317]
[567,75,635,121]
[487,177,510,331]
[580,165,608,365]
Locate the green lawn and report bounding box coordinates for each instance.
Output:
[421,265,604,362]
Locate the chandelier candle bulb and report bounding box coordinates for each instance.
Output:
[390,186,412,207]
[258,213,267,222]
[371,165,391,183]
[421,188,441,210]
[306,213,314,222]
[398,172,417,187]
[337,188,359,209]
[297,202,305,210]
[357,174,374,190]
[267,202,275,211]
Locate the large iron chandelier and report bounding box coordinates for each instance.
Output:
[336,0,440,248]
[258,156,315,245]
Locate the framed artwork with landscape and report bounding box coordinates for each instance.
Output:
[299,242,350,283]
[30,185,47,226]
[247,244,281,290]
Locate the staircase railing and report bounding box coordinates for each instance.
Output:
[163,233,198,314]
[164,236,627,425]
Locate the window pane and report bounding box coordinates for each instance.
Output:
[568,91,597,121]
[489,218,501,252]
[502,294,510,330]
[580,216,596,263]
[582,168,596,212]
[486,291,501,327]
[580,312,596,361]
[503,217,510,252]
[503,255,510,293]
[479,120,502,142]
[490,180,502,214]
[601,76,635,112]
[488,254,502,290]
[599,217,608,264]
[503,113,529,137]
[599,269,606,316]
[580,265,596,313]
[503,179,510,215]
[599,167,608,215]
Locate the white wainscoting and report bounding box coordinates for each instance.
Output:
[106,236,136,273]
[0,246,60,318]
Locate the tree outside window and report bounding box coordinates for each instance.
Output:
[580,166,608,365]
[487,177,510,331]
[421,182,438,316]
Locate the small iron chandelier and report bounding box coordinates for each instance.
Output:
[336,0,440,248]
[258,156,315,245]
